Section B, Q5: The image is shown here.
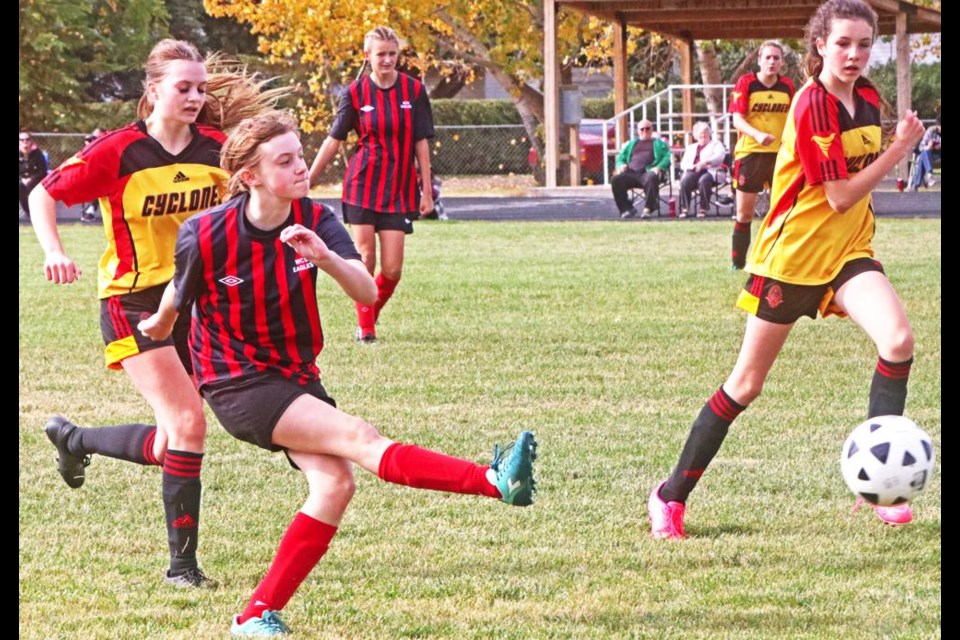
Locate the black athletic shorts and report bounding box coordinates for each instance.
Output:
[201,371,336,453]
[733,153,777,193]
[342,202,415,234]
[736,257,885,323]
[100,283,192,372]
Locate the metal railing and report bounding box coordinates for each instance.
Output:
[600,84,736,186]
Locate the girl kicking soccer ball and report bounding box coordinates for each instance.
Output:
[139,110,537,636]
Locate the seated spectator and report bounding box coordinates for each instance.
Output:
[909,115,940,191]
[611,119,672,219]
[19,131,48,219]
[678,122,726,218]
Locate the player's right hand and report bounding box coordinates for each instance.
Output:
[895,111,925,150]
[43,251,81,284]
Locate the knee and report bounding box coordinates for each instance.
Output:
[345,416,385,452]
[724,376,764,406]
[165,406,207,450]
[880,326,915,363]
[380,266,402,281]
[317,466,357,502]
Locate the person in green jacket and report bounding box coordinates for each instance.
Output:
[612,119,672,219]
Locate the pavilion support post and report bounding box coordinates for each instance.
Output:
[613,16,628,141]
[895,10,912,182]
[544,0,559,188]
[677,36,695,138]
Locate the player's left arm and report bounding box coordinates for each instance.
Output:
[415,139,433,216]
[822,111,924,213]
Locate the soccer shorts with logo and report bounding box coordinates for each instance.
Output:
[100,283,192,371]
[736,257,884,323]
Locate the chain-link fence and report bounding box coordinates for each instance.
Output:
[28,133,89,168]
[30,125,537,180]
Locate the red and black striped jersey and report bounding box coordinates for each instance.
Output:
[173,194,361,387]
[746,78,882,286]
[330,73,435,214]
[42,121,228,298]
[729,73,796,159]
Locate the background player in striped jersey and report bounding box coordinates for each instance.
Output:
[729,41,796,269]
[308,26,435,344]
[647,0,926,539]
[138,111,537,636]
[29,39,284,587]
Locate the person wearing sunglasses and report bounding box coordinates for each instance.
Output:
[612,120,672,219]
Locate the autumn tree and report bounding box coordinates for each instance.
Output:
[204,0,606,158]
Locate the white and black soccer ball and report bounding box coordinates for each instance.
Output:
[840,415,935,506]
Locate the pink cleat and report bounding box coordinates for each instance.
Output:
[648,481,687,539]
[852,498,913,525]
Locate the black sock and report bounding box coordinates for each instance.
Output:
[662,386,746,504]
[71,424,160,466]
[163,450,203,574]
[868,356,912,418]
[732,222,751,268]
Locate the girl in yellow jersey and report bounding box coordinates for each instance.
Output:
[647,0,926,538]
[29,39,284,587]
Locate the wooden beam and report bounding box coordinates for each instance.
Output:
[676,37,694,135]
[612,15,628,143]
[544,0,559,188]
[895,9,911,181]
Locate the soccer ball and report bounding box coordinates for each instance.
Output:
[840,415,935,506]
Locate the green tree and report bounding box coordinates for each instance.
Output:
[20,0,167,131]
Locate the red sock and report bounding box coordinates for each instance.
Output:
[238,512,338,624]
[356,301,376,336]
[378,443,501,498]
[374,273,400,322]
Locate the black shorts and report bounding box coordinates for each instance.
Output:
[733,153,777,193]
[201,371,336,453]
[736,257,885,324]
[342,202,415,235]
[100,284,192,371]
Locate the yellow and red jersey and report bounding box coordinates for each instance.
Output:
[746,78,883,285]
[729,73,795,159]
[42,122,228,298]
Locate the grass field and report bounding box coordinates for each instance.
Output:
[19,218,941,639]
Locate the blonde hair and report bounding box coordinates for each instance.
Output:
[363,26,401,53]
[221,110,300,197]
[758,40,785,57]
[137,39,289,132]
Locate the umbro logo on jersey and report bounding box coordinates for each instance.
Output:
[360,105,375,112]
[219,275,244,287]
[861,134,872,146]
[173,171,190,183]
[400,100,412,109]
[767,93,774,99]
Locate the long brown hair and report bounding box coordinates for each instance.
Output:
[803,0,877,79]
[802,0,892,124]
[137,39,288,132]
[220,110,300,197]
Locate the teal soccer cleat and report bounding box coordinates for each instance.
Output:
[490,431,538,506]
[232,610,291,637]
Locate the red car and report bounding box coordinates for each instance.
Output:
[529,119,617,183]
